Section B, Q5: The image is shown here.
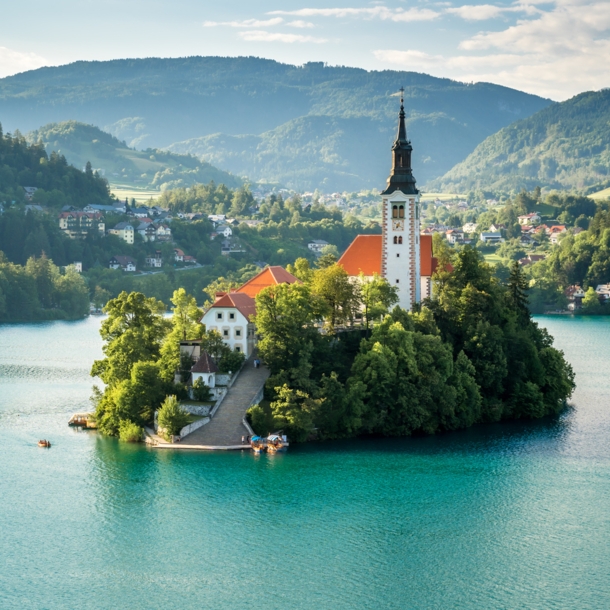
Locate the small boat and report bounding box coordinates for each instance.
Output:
[250,435,265,453]
[266,434,287,453]
[38,440,51,448]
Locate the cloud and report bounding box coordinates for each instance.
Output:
[268,7,440,22]
[239,30,327,43]
[0,47,48,78]
[286,20,315,28]
[203,18,284,28]
[375,0,610,99]
[446,4,506,20]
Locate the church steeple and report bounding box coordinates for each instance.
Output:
[382,88,418,196]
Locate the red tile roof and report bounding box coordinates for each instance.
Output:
[338,234,437,278]
[209,292,257,320]
[237,266,300,297]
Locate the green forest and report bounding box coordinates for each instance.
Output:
[28,121,241,192]
[432,89,610,194]
[0,56,550,189]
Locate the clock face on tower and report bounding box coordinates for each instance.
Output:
[392,219,404,231]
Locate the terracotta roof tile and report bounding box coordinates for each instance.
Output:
[237,265,300,298]
[209,292,257,320]
[191,351,219,374]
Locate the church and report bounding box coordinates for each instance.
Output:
[338,90,438,309]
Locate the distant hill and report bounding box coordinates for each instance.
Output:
[0,57,551,190]
[27,121,241,191]
[430,89,610,194]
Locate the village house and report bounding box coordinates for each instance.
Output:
[463,222,478,234]
[22,186,38,201]
[145,251,163,268]
[565,285,585,310]
[221,238,246,256]
[59,211,105,239]
[201,266,300,358]
[489,223,506,233]
[596,284,610,303]
[308,239,330,254]
[480,231,504,244]
[518,254,546,266]
[109,222,135,244]
[215,225,233,238]
[174,248,185,262]
[518,213,541,226]
[109,255,137,272]
[445,229,464,245]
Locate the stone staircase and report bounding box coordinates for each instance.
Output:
[182,356,269,446]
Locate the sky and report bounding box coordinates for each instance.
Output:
[0,0,609,101]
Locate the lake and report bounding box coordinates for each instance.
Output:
[0,316,609,609]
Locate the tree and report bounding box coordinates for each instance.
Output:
[200,329,230,362]
[270,385,320,442]
[157,395,190,439]
[310,263,360,327]
[507,261,529,321]
[359,272,399,328]
[91,291,168,386]
[218,350,245,374]
[192,378,212,402]
[582,287,600,311]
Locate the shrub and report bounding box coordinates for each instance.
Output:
[246,402,275,436]
[118,419,143,442]
[219,351,246,374]
[157,395,190,439]
[192,378,212,402]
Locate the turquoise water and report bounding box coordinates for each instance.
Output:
[0,316,609,609]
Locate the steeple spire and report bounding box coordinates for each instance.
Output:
[381,87,418,196]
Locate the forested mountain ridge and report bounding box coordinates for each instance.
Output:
[0,56,551,189]
[430,89,610,194]
[27,121,242,191]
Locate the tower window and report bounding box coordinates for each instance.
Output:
[396,279,400,284]
[397,254,400,258]
[398,236,403,245]
[398,206,404,219]
[392,205,398,219]
[393,236,398,244]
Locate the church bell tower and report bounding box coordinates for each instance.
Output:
[381,88,421,310]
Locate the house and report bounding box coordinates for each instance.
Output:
[85,203,125,214]
[489,223,506,233]
[184,255,197,264]
[596,284,610,302]
[200,266,300,357]
[308,239,330,253]
[109,255,137,272]
[109,222,135,244]
[548,225,567,244]
[216,225,233,238]
[174,248,185,262]
[337,234,440,301]
[463,223,478,234]
[22,186,38,201]
[155,224,172,241]
[518,254,546,266]
[190,351,219,388]
[145,251,163,268]
[518,213,541,226]
[131,207,150,219]
[72,262,83,273]
[565,285,585,310]
[221,238,246,255]
[59,211,105,239]
[445,230,464,245]
[480,231,504,244]
[137,221,156,242]
[24,204,45,214]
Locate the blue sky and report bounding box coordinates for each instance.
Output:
[1,0,608,100]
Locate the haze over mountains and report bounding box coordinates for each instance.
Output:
[0,56,552,191]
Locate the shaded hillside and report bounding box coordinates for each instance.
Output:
[0,57,551,189]
[27,121,241,190]
[430,89,610,194]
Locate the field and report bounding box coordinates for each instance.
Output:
[111,184,162,204]
[590,187,610,200]
[420,192,461,201]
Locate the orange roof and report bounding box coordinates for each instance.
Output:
[337,235,382,276]
[209,292,257,320]
[338,233,437,278]
[236,265,300,298]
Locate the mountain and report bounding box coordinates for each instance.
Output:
[0,56,552,190]
[27,121,241,191]
[430,89,610,194]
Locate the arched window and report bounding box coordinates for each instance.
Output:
[398,205,405,219]
[392,205,398,219]
[398,236,403,245]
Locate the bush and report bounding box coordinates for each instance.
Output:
[118,419,143,442]
[219,351,246,374]
[246,402,275,436]
[157,395,190,439]
[192,378,212,402]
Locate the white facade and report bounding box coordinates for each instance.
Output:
[192,370,216,388]
[201,307,253,357]
[383,191,421,310]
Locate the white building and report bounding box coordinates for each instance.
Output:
[109,255,137,272]
[480,231,504,244]
[308,239,329,253]
[200,292,257,357]
[109,222,134,244]
[518,213,541,226]
[190,351,219,388]
[145,252,163,268]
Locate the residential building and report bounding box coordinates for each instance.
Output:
[145,252,163,268]
[174,248,185,262]
[596,284,610,303]
[136,221,156,242]
[59,211,105,239]
[215,225,233,238]
[109,255,137,272]
[85,203,125,214]
[463,223,478,233]
[25,204,45,214]
[109,222,135,244]
[518,213,541,226]
[23,186,38,201]
[480,232,504,244]
[565,285,585,310]
[445,230,464,245]
[184,255,197,264]
[72,262,83,273]
[308,239,330,253]
[489,223,506,233]
[155,224,172,241]
[221,238,246,255]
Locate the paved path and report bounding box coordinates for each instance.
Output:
[181,356,269,447]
